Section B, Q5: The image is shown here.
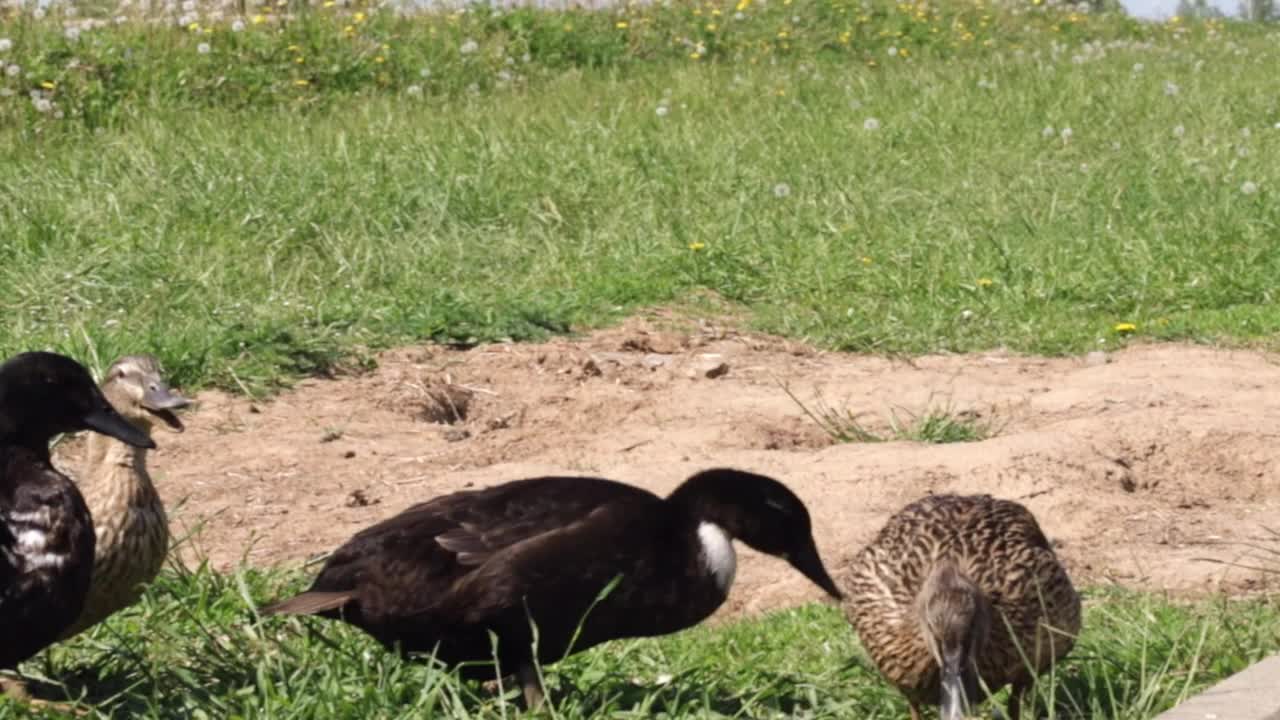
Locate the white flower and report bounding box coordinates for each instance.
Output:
[64,26,81,41]
[5,64,19,78]
[406,84,422,96]
[733,10,745,19]
[1060,127,1073,141]
[460,39,479,55]
[863,117,881,131]
[1240,127,1251,139]
[197,42,211,54]
[887,46,898,56]
[655,104,669,117]
[1241,181,1258,195]
[1173,124,1185,137]
[1132,62,1144,72]
[1042,125,1055,138]
[231,19,245,31]
[0,38,11,53]
[419,67,430,78]
[33,8,45,19]
[1274,122,1280,130]
[1164,81,1179,96]
[773,182,791,198]
[32,96,52,113]
[496,69,512,83]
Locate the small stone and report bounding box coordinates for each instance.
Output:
[342,450,356,459]
[1085,351,1110,367]
[442,428,471,442]
[345,489,378,507]
[581,358,603,377]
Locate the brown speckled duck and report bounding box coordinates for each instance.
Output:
[1,352,155,691]
[840,494,1080,720]
[264,468,843,708]
[59,354,189,640]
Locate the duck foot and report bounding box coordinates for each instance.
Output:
[479,665,545,712]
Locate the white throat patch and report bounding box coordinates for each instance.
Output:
[697,522,736,592]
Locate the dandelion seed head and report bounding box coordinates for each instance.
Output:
[1060,127,1073,140]
[655,104,669,117]
[1241,181,1258,195]
[0,38,11,53]
[1240,127,1251,139]
[4,64,18,78]
[887,46,898,56]
[863,117,881,131]
[1164,81,1179,96]
[32,96,52,113]
[64,26,81,41]
[1132,62,1144,72]
[773,182,792,198]
[1042,125,1055,138]
[197,42,211,54]
[406,84,422,96]
[231,19,245,31]
[1173,124,1185,137]
[460,38,479,54]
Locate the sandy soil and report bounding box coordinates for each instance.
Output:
[58,311,1280,620]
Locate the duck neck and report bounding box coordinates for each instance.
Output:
[82,426,156,506]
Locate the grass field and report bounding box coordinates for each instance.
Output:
[0,559,1273,719]
[2,0,1279,393]
[3,0,1280,717]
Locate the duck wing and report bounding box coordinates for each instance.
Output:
[265,476,657,616]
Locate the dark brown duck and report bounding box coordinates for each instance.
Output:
[840,494,1080,720]
[1,352,156,684]
[264,467,842,706]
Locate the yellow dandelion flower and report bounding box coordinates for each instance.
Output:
[353,11,366,22]
[899,47,909,57]
[861,256,873,265]
[287,44,300,51]
[375,55,385,63]
[295,56,305,63]
[976,277,994,288]
[322,0,334,5]
[294,78,310,86]
[706,22,716,30]
[689,242,706,251]
[690,51,702,59]
[251,14,266,24]
[1113,322,1137,334]
[735,0,750,11]
[616,20,628,28]
[563,22,573,31]
[343,24,355,33]
[188,21,199,30]
[40,80,56,90]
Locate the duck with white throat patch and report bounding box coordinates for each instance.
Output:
[263,467,842,708]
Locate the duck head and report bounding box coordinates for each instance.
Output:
[917,560,991,720]
[101,355,191,435]
[0,351,156,451]
[667,468,843,600]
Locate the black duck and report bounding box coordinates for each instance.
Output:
[1,352,155,688]
[264,467,842,707]
[840,494,1080,720]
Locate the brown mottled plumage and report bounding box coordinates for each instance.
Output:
[59,355,189,640]
[840,494,1080,720]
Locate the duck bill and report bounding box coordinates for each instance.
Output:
[938,652,968,720]
[142,384,190,432]
[788,541,843,600]
[83,402,156,449]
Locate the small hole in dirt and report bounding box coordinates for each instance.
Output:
[420,385,474,425]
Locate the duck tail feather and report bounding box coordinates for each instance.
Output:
[261,590,354,616]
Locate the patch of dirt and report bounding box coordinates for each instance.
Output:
[64,311,1280,620]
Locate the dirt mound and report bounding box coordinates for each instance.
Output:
[66,311,1280,619]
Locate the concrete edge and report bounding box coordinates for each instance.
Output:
[1152,653,1280,720]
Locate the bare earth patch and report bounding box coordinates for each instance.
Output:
[61,311,1280,620]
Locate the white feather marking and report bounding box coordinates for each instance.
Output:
[6,509,51,524]
[697,522,736,592]
[16,529,48,550]
[23,552,68,570]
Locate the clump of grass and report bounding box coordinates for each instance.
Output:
[781,382,997,444]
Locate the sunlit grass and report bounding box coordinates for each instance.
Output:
[3,562,1277,719]
[1,2,1278,397]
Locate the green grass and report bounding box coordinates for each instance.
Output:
[3,562,1277,719]
[783,382,999,443]
[1,2,1279,393]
